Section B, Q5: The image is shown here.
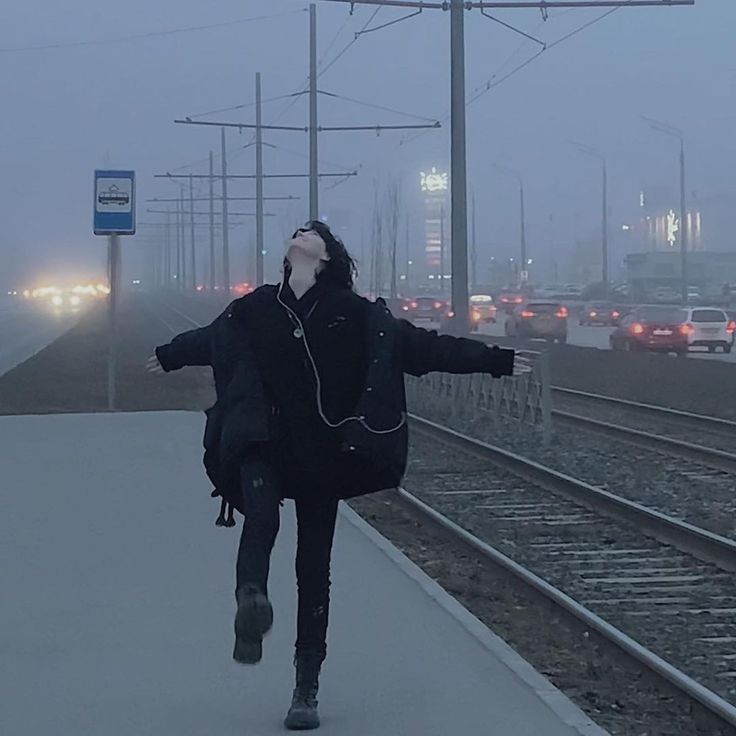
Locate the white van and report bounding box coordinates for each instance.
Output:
[681,307,735,353]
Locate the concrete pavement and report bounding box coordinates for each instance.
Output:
[0,411,608,735]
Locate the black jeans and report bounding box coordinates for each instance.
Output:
[236,460,339,663]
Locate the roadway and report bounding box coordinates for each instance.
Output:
[475,314,736,364]
[0,297,79,378]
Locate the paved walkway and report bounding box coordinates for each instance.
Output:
[0,411,608,735]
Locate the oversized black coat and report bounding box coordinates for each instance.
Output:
[156,285,515,526]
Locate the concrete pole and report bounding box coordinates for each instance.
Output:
[165,209,171,288]
[176,196,182,290]
[679,139,688,303]
[256,72,265,286]
[520,180,527,284]
[450,0,469,332]
[221,127,231,292]
[209,151,216,292]
[309,3,319,221]
[471,191,477,292]
[189,173,196,290]
[179,187,187,289]
[602,160,609,289]
[440,203,446,286]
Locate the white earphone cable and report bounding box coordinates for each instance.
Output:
[276,279,406,435]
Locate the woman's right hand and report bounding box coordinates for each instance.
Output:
[146,352,165,375]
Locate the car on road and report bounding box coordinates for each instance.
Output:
[681,307,735,354]
[469,294,497,331]
[401,296,450,322]
[609,306,689,356]
[649,286,681,304]
[505,301,568,343]
[579,302,622,326]
[497,291,525,314]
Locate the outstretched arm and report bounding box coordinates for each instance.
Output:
[154,326,213,371]
[399,319,514,378]
[150,301,234,372]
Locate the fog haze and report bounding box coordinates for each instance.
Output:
[1,0,731,290]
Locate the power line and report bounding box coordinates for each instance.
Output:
[318,7,382,78]
[185,92,307,122]
[0,8,307,54]
[319,90,440,123]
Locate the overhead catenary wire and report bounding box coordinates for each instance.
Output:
[319,90,441,123]
[0,8,307,54]
[318,7,382,78]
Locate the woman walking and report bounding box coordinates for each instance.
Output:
[147,220,515,730]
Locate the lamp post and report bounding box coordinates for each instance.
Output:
[570,142,608,293]
[642,116,688,304]
[491,164,526,287]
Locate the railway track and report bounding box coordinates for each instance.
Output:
[403,417,736,730]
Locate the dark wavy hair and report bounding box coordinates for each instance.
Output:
[287,220,357,290]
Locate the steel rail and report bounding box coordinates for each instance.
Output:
[394,484,736,729]
[409,415,736,572]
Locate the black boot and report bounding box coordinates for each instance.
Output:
[284,653,322,730]
[233,584,273,665]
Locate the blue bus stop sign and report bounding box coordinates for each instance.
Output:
[94,170,136,235]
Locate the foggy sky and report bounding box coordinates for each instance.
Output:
[1,0,732,290]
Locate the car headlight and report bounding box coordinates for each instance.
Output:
[70,296,81,306]
[51,295,63,307]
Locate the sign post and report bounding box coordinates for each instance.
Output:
[94,170,136,412]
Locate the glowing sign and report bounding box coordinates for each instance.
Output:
[420,167,448,194]
[666,209,679,247]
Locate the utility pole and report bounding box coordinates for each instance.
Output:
[405,214,411,292]
[256,72,265,285]
[602,159,609,288]
[180,186,188,290]
[309,3,319,220]
[324,0,694,329]
[471,192,477,292]
[221,127,231,292]
[175,195,182,290]
[680,138,687,300]
[440,203,446,288]
[571,142,608,289]
[520,180,527,283]
[189,173,196,290]
[209,151,216,291]
[450,0,469,330]
[165,209,172,288]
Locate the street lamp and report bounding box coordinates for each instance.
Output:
[642,116,688,304]
[491,164,526,286]
[570,141,608,292]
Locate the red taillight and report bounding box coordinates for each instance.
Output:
[514,296,523,303]
[727,320,736,334]
[447,311,455,318]
[472,310,482,321]
[411,301,418,309]
[520,310,536,318]
[681,323,695,336]
[556,307,569,318]
[631,323,645,335]
[500,296,509,303]
[612,311,620,319]
[434,301,443,309]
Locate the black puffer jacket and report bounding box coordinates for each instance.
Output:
[156,284,514,526]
